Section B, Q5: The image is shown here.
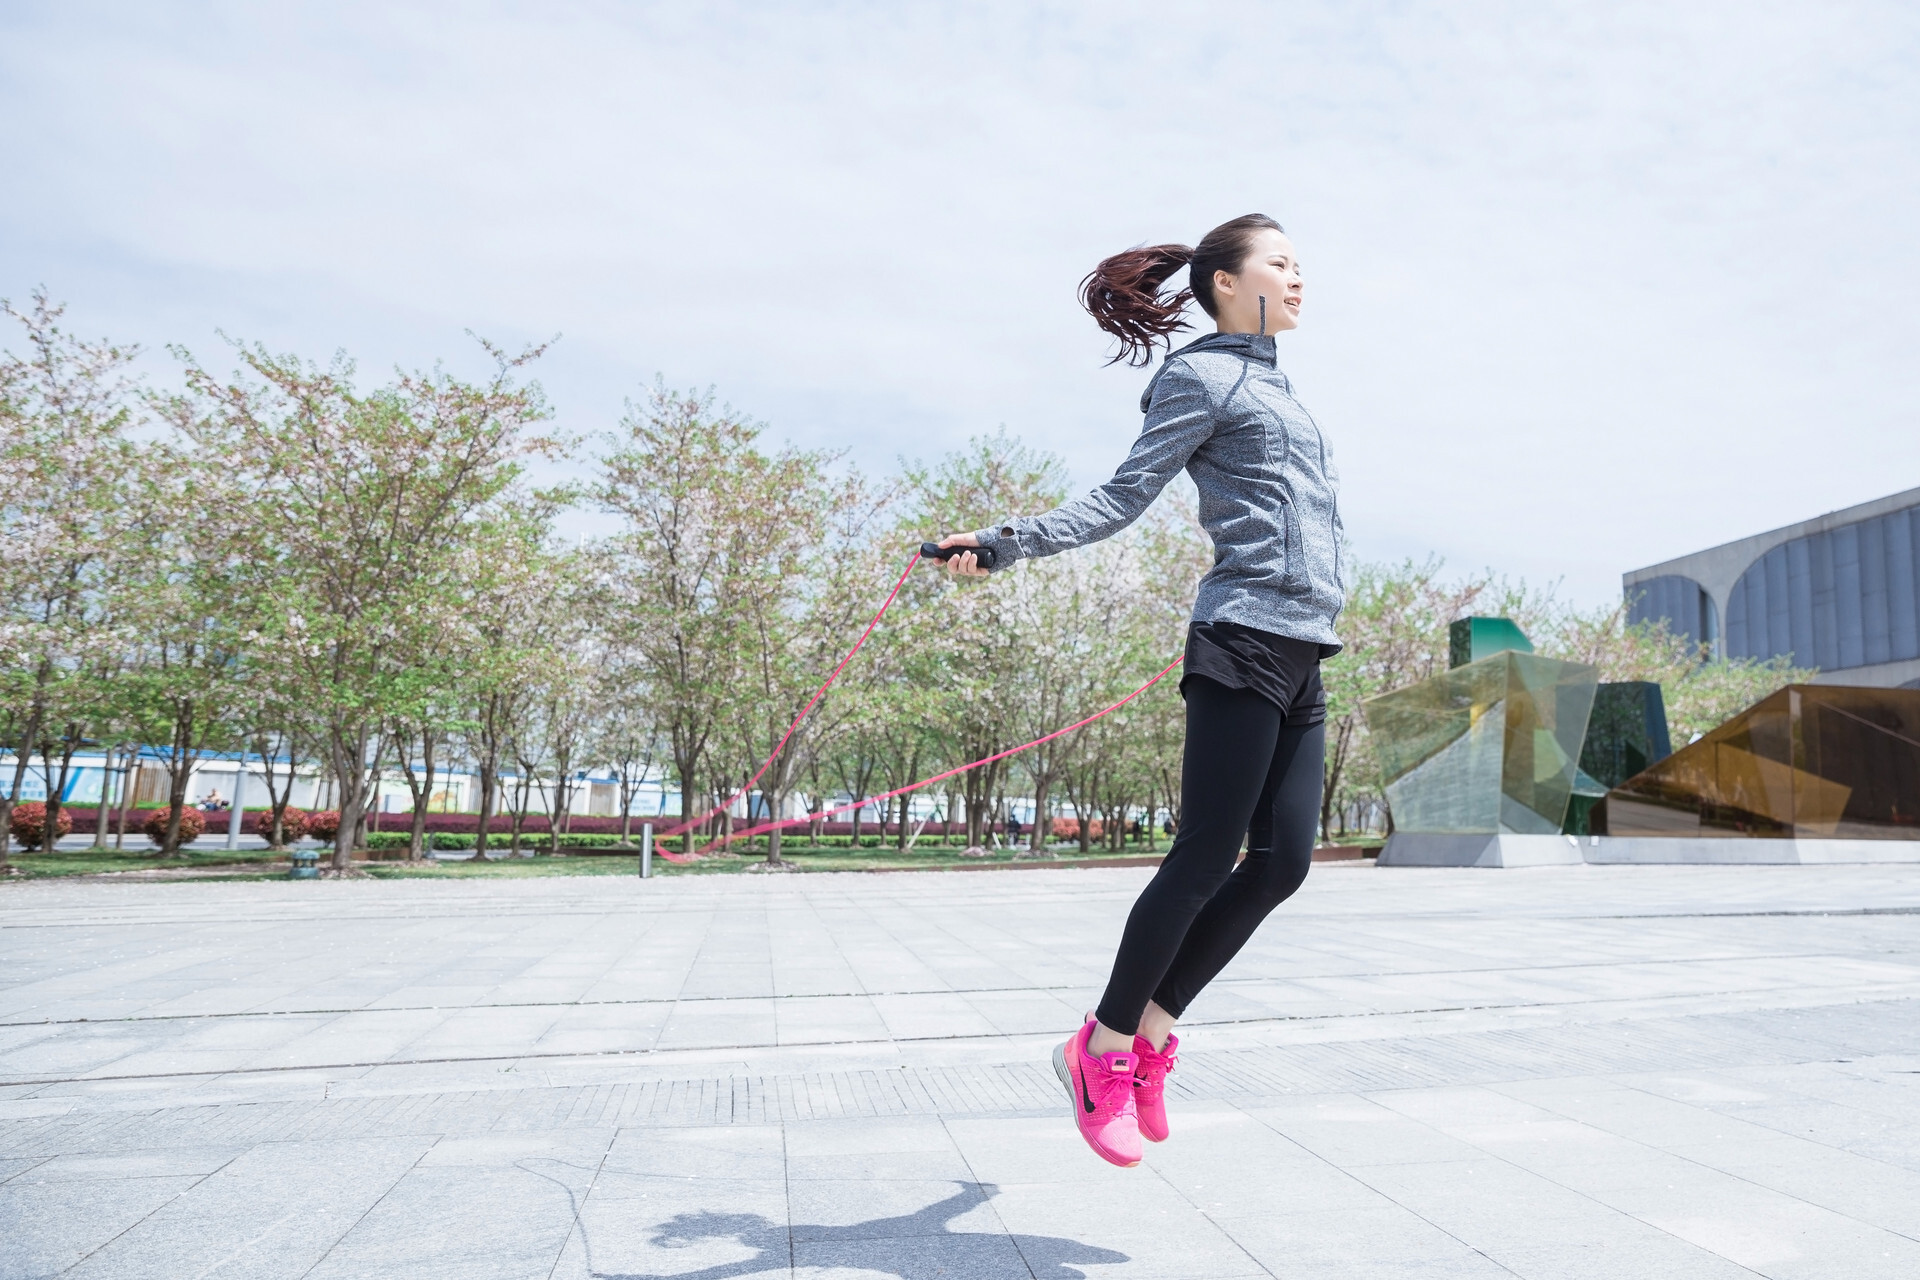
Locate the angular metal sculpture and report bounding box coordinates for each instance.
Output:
[1448,616,1534,669]
[1595,685,1920,839]
[1564,681,1674,835]
[1365,650,1600,837]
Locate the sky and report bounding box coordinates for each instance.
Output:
[3,0,1917,606]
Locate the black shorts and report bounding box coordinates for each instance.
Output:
[1181,621,1328,725]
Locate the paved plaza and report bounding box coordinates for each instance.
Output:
[2,862,1919,1278]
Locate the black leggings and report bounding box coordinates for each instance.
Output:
[1094,674,1324,1035]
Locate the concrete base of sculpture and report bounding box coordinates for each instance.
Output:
[1577,836,1920,865]
[1379,833,1920,867]
[1377,833,1585,868]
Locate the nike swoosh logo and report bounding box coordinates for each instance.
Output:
[1080,1065,1096,1114]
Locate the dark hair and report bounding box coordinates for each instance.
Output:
[1077,213,1286,366]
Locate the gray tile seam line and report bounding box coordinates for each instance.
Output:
[57,1146,250,1276]
[1228,1098,1531,1280]
[1141,1149,1282,1280]
[4,907,1915,936]
[4,947,1875,1026]
[5,1001,1914,1153]
[1510,1076,1920,1254]
[8,983,1912,1090]
[1258,1095,1772,1280]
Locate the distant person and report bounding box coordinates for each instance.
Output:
[933,214,1342,1167]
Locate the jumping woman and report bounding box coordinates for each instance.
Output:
[936,214,1344,1167]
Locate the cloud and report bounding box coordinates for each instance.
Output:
[4,0,1918,602]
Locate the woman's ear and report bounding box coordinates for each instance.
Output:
[1213,268,1237,300]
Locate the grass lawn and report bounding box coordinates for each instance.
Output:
[367,842,1165,878]
[1,841,1169,880]
[1,846,290,880]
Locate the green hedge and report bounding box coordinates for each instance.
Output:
[414,832,638,851]
[362,829,982,853]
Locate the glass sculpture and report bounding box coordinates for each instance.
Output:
[1595,685,1920,838]
[1365,651,1600,834]
[1448,616,1535,669]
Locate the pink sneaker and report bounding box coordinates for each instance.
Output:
[1131,1033,1178,1143]
[1051,1018,1142,1167]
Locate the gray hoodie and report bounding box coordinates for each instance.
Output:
[970,331,1345,650]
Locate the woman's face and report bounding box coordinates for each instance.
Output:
[1212,229,1302,335]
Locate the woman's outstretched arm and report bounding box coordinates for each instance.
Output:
[955,363,1213,574]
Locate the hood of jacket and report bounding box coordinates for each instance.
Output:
[1140,331,1278,411]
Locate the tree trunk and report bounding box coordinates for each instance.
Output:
[3,698,50,872]
[329,727,372,872]
[765,787,784,864]
[1029,777,1050,853]
[91,745,121,850]
[404,732,436,862]
[163,770,191,858]
[115,756,137,849]
[472,757,497,860]
[38,730,78,856]
[618,768,635,845]
[160,702,200,858]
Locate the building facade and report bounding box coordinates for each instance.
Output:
[1624,485,1920,688]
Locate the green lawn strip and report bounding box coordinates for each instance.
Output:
[5,847,287,878]
[3,842,1170,880]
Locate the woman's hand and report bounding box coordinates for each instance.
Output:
[935,533,989,578]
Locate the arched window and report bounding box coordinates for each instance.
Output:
[1626,575,1718,656]
[1725,504,1920,670]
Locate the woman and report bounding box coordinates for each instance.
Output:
[936,213,1343,1167]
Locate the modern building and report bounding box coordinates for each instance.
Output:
[1624,484,1920,688]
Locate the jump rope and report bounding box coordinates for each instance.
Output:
[650,543,1183,860]
[652,293,1279,858]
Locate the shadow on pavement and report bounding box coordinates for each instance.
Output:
[591,1180,1128,1279]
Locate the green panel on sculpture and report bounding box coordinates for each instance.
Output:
[1595,685,1920,838]
[1579,682,1673,789]
[1364,651,1598,834]
[1448,616,1535,669]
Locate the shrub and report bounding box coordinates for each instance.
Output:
[1050,817,1103,840]
[9,801,72,851]
[142,806,207,847]
[268,806,309,843]
[306,810,341,843]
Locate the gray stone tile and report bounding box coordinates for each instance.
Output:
[1238,1095,1482,1167]
[61,1137,433,1280]
[786,1149,976,1183]
[302,1158,585,1280]
[788,1179,1000,1239]
[0,1156,48,1183]
[4,863,1920,1278]
[27,1146,244,1180]
[578,1215,792,1277]
[983,1176,1270,1276]
[1210,1205,1515,1278]
[794,1231,1039,1278]
[0,1173,200,1280]
[601,1124,787,1181]
[782,1117,955,1159]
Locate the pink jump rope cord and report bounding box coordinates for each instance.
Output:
[653,549,1182,861]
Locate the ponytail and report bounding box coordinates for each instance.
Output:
[1078,244,1193,368]
[1078,214,1286,367]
